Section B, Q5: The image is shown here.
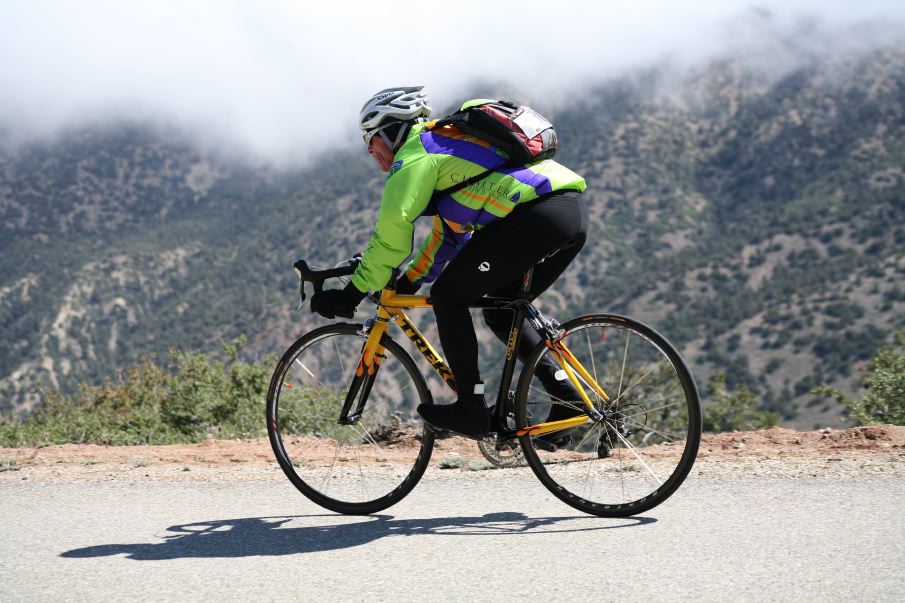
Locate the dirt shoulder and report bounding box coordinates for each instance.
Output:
[2,425,904,483]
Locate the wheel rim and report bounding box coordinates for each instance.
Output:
[519,319,700,513]
[271,329,430,508]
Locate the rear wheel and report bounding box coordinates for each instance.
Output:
[266,324,434,514]
[515,314,701,517]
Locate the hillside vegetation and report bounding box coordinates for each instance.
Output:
[3,333,903,448]
[0,338,272,447]
[1,45,904,429]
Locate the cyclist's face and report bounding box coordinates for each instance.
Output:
[367,135,395,173]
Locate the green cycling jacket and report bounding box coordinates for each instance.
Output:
[351,106,586,293]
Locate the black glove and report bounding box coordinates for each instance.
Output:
[311,282,367,319]
[394,274,422,295]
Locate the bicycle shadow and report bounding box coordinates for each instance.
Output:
[60,512,656,561]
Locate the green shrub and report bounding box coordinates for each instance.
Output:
[811,330,905,425]
[703,372,780,432]
[0,338,279,447]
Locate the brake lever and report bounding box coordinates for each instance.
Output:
[297,276,306,310]
[293,256,363,311]
[293,259,319,308]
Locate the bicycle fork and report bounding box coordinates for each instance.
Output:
[338,290,458,426]
[338,311,391,425]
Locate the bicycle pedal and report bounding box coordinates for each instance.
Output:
[533,439,558,452]
[424,423,477,440]
[425,423,493,442]
[533,432,572,453]
[425,423,451,437]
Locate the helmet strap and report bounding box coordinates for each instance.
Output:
[393,122,413,149]
[378,129,396,152]
[378,121,416,152]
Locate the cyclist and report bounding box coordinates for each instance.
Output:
[311,86,588,440]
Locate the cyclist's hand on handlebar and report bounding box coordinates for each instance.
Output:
[394,274,422,295]
[311,283,367,319]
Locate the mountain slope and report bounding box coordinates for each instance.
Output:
[2,46,904,428]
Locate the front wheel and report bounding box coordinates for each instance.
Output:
[515,314,702,517]
[266,324,434,514]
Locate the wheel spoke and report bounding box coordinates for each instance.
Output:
[295,358,316,380]
[320,439,344,493]
[334,338,347,381]
[268,326,432,512]
[581,441,595,498]
[620,399,685,421]
[516,319,700,516]
[350,440,368,500]
[355,420,409,478]
[612,428,663,486]
[618,334,630,400]
[293,356,336,393]
[586,329,601,403]
[621,418,683,444]
[600,422,625,503]
[608,361,667,407]
[568,420,604,456]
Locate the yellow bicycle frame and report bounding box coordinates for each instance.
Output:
[357,290,611,439]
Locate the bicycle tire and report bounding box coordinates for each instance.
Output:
[266,323,434,514]
[515,314,701,517]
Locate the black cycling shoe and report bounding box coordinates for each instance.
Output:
[533,397,585,451]
[534,431,573,452]
[417,392,490,437]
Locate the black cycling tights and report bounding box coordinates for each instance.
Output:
[429,189,589,396]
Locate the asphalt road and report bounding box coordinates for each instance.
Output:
[2,471,903,602]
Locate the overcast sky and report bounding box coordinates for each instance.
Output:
[1,0,903,164]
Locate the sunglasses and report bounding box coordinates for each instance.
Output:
[362,124,390,146]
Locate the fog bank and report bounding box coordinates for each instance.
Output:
[1,0,903,164]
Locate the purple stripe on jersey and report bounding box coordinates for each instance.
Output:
[499,165,553,196]
[476,210,501,226]
[424,230,471,283]
[436,195,482,225]
[420,131,506,170]
[436,196,506,229]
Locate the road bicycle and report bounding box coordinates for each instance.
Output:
[266,257,702,517]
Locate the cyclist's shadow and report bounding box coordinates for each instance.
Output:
[61,512,656,561]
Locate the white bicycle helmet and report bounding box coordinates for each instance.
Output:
[359,86,432,147]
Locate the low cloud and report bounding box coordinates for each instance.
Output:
[1,0,903,164]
